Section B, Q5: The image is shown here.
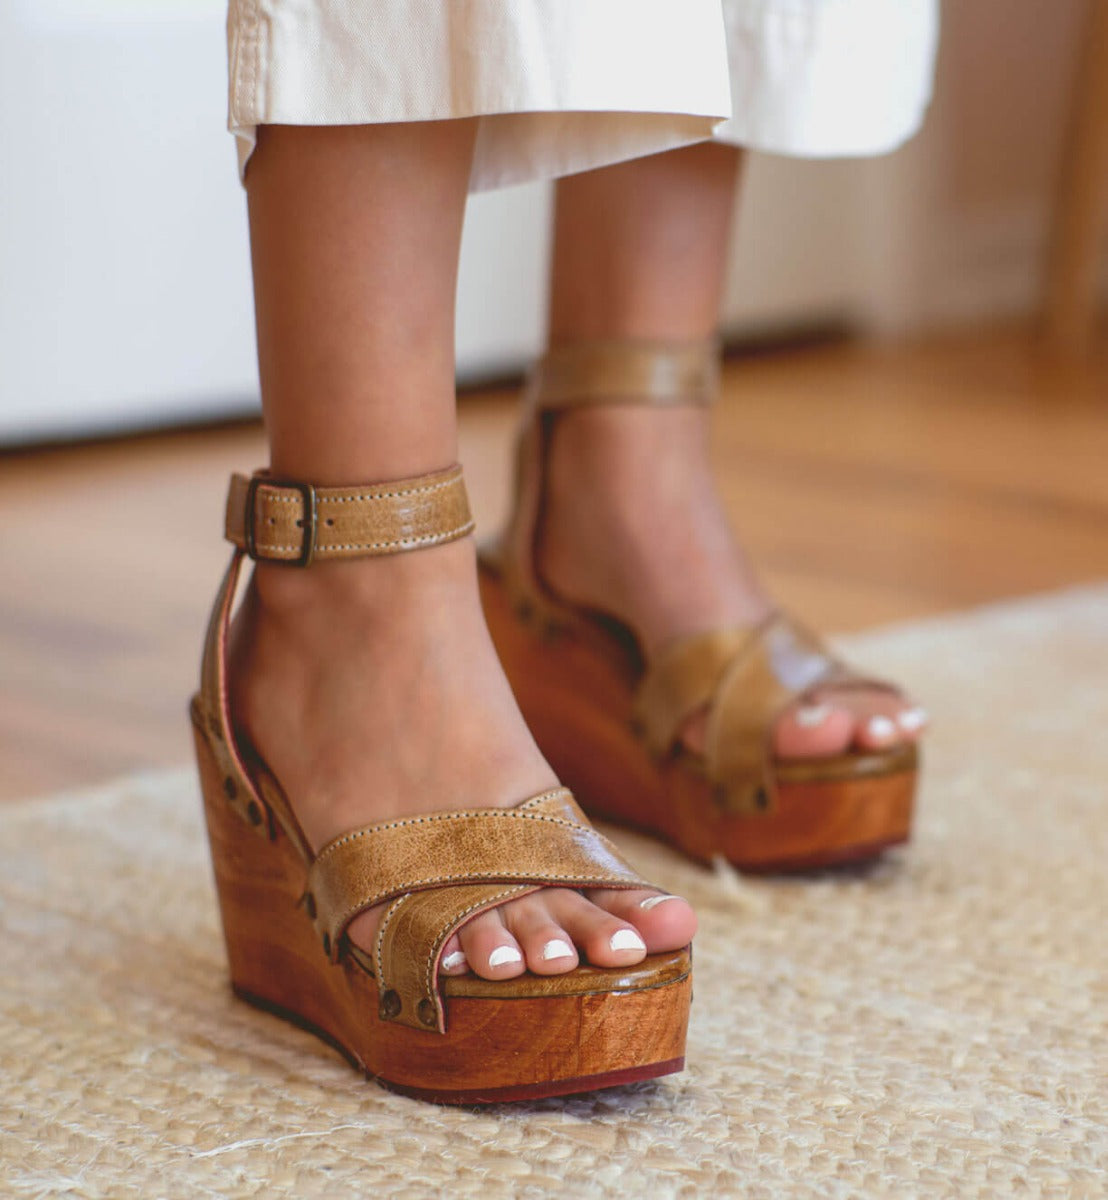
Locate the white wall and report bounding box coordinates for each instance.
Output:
[0,3,891,445]
[0,0,258,442]
[2,1,1097,444]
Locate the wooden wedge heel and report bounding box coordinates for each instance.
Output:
[479,341,918,872]
[191,464,691,1104]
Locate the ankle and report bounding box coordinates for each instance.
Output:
[249,538,478,629]
[547,406,713,521]
[535,406,772,648]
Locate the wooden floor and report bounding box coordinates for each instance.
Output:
[3,324,1106,803]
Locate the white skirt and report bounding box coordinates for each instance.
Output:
[227,0,939,189]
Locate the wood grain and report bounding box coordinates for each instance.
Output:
[2,325,1106,802]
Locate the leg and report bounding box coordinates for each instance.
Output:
[232,123,695,979]
[541,143,926,755]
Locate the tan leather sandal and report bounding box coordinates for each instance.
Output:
[190,464,691,1104]
[478,341,918,872]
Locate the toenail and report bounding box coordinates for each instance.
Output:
[795,703,831,728]
[609,929,647,953]
[487,945,523,968]
[441,950,468,972]
[867,715,897,742]
[898,706,929,732]
[639,894,682,911]
[541,938,575,961]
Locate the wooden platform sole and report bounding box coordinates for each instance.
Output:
[479,566,917,872]
[193,719,692,1105]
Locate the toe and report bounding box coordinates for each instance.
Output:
[895,703,929,741]
[438,933,469,975]
[501,896,580,974]
[584,888,697,953]
[842,691,917,752]
[544,888,648,968]
[773,699,854,759]
[456,909,526,980]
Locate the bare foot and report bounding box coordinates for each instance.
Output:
[539,404,929,758]
[227,536,697,981]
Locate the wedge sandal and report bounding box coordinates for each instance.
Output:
[191,464,692,1104]
[478,341,919,872]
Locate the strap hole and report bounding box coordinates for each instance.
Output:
[223,777,237,801]
[303,892,317,920]
[246,800,263,826]
[325,518,334,526]
[417,999,437,1027]
[380,989,401,1020]
[322,932,332,957]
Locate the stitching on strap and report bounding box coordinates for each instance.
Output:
[312,521,475,553]
[332,872,642,943]
[256,521,475,557]
[313,796,579,866]
[319,476,459,504]
[257,472,461,507]
[423,886,530,1007]
[374,895,408,982]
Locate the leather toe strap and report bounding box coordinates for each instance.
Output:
[373,882,538,1032]
[634,612,901,815]
[304,788,651,1033]
[633,628,751,756]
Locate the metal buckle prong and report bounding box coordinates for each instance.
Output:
[244,477,318,567]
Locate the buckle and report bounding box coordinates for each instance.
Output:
[244,477,318,567]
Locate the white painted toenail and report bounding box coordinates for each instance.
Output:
[441,950,467,972]
[541,939,575,961]
[487,945,522,968]
[639,894,682,911]
[898,707,929,732]
[609,929,647,953]
[867,715,897,741]
[795,703,831,728]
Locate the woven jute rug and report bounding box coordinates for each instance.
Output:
[3,587,1107,1198]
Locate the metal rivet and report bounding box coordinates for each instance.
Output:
[303,892,317,920]
[246,800,263,826]
[223,777,237,801]
[322,932,332,957]
[379,990,401,1020]
[417,999,437,1028]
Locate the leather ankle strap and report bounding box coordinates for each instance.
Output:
[528,338,720,411]
[224,464,474,565]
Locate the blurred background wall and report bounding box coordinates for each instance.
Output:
[0,0,1103,443]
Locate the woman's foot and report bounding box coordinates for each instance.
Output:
[539,403,929,758]
[227,537,696,983]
